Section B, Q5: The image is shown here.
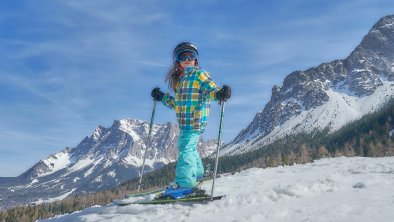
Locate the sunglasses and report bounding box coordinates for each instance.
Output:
[175,50,198,62]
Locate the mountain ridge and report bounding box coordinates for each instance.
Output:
[221,14,394,155]
[0,118,216,210]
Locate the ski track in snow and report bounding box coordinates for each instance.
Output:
[40,157,394,222]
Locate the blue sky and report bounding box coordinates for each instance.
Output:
[0,0,393,177]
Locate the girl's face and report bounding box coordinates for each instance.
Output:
[179,58,196,69]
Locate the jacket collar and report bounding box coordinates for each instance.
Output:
[184,66,198,75]
[179,66,198,80]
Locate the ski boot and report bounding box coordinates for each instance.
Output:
[160,183,207,199]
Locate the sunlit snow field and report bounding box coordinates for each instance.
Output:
[41,157,394,222]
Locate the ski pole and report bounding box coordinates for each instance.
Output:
[211,101,225,200]
[137,101,157,193]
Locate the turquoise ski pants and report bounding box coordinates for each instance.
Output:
[176,131,204,188]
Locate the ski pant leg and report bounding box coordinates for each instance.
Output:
[194,145,204,179]
[176,131,201,187]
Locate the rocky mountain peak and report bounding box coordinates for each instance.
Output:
[223,14,394,155]
[357,14,394,58]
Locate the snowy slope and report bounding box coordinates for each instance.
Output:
[39,150,74,177]
[40,157,394,222]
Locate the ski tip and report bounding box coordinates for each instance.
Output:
[211,195,225,200]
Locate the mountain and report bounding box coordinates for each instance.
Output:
[221,14,394,155]
[0,119,216,210]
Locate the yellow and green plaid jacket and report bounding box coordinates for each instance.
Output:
[162,66,219,132]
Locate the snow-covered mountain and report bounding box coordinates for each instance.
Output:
[221,14,394,155]
[0,119,216,209]
[40,156,394,222]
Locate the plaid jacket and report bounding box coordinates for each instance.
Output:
[162,66,219,132]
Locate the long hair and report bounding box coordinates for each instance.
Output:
[165,62,183,92]
[165,60,198,92]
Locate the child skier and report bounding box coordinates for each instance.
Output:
[151,42,231,198]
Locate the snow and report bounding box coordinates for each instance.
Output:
[390,129,394,137]
[40,157,394,222]
[94,175,102,183]
[83,157,104,177]
[108,170,116,177]
[68,158,94,174]
[122,154,173,169]
[40,151,72,177]
[26,178,40,188]
[92,127,104,141]
[122,154,144,166]
[382,21,394,29]
[103,159,113,168]
[119,119,146,142]
[34,188,77,205]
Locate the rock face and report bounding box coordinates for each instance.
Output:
[222,15,394,155]
[0,119,216,209]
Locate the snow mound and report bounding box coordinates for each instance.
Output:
[40,156,394,222]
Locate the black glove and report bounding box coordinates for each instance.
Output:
[216,85,231,102]
[151,87,164,101]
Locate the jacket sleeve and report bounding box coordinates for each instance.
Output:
[198,71,220,101]
[162,93,175,109]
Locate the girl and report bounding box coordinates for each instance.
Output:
[151,42,231,197]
